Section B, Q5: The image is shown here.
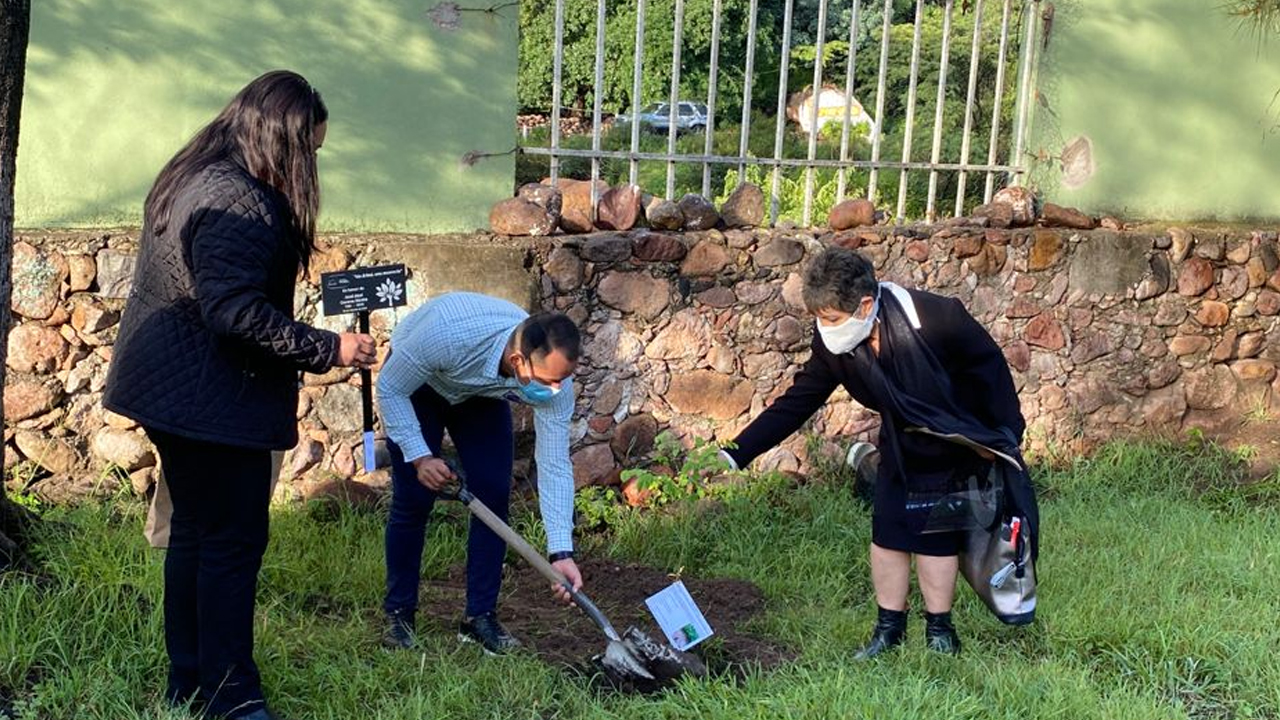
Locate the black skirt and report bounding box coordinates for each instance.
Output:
[871,431,984,557]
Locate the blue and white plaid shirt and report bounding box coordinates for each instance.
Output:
[376,292,576,553]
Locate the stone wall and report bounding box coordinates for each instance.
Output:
[3,230,542,503]
[7,224,1280,503]
[539,224,1280,487]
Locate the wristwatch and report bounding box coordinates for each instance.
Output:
[548,550,575,563]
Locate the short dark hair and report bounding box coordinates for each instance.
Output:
[801,247,878,314]
[519,313,581,362]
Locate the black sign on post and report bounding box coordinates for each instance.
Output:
[321,264,408,316]
[320,264,408,473]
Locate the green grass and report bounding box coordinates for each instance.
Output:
[3,439,1280,719]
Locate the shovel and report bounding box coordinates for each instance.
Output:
[438,467,706,689]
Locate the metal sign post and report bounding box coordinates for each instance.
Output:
[320,263,408,472]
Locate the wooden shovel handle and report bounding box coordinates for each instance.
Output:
[462,491,622,642]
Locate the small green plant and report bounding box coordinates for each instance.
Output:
[573,486,627,531]
[1241,392,1275,424]
[1184,426,1208,449]
[620,432,737,508]
[1231,444,1259,463]
[7,490,44,513]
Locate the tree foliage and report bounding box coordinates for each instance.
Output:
[1223,0,1280,38]
[517,0,1027,217]
[518,0,1022,136]
[518,0,782,116]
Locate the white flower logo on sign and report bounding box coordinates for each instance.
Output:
[375,278,404,307]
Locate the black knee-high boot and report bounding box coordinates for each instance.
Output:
[853,606,907,660]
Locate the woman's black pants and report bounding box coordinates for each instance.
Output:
[146,428,272,718]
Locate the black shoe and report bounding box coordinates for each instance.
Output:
[382,609,416,650]
[853,606,907,660]
[924,611,961,655]
[458,612,521,656]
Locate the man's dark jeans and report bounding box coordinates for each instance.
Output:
[146,428,272,719]
[383,384,514,618]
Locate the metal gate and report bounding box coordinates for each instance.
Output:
[519,0,1045,225]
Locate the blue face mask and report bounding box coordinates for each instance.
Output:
[512,352,565,404]
[518,380,559,405]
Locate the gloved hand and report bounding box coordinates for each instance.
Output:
[716,449,739,471]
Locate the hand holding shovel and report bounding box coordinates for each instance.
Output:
[436,462,707,689]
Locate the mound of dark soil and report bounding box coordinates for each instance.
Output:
[420,558,793,675]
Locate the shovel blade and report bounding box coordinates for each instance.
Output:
[621,626,708,681]
[599,639,656,682]
[591,627,708,692]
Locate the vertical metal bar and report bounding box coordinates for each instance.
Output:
[358,311,375,472]
[590,0,607,220]
[702,0,723,198]
[925,0,955,222]
[769,0,796,224]
[629,0,648,187]
[802,0,829,227]
[867,0,894,203]
[954,0,986,216]
[984,0,1014,202]
[1010,0,1040,186]
[837,0,863,203]
[737,0,759,179]
[1022,3,1045,182]
[549,0,566,184]
[895,0,926,222]
[666,0,686,199]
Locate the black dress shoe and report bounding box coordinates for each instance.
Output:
[924,611,961,655]
[382,609,416,650]
[458,612,521,656]
[853,606,907,660]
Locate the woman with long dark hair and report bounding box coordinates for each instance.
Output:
[105,70,376,720]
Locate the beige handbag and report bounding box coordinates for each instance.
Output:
[903,428,1037,625]
[958,464,1037,625]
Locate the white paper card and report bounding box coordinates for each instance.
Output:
[644,581,714,651]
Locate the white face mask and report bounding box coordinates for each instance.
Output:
[816,292,879,355]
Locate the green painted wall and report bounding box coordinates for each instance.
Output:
[17,1,517,233]
[1029,0,1280,222]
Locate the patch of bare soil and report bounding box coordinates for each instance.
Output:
[420,558,794,678]
[1210,419,1280,483]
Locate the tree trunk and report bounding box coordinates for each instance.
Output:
[0,0,33,571]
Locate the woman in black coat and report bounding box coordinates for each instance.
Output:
[104,71,376,720]
[722,247,1028,658]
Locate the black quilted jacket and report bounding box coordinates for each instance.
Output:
[104,160,340,450]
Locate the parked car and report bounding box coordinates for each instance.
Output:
[616,101,710,133]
